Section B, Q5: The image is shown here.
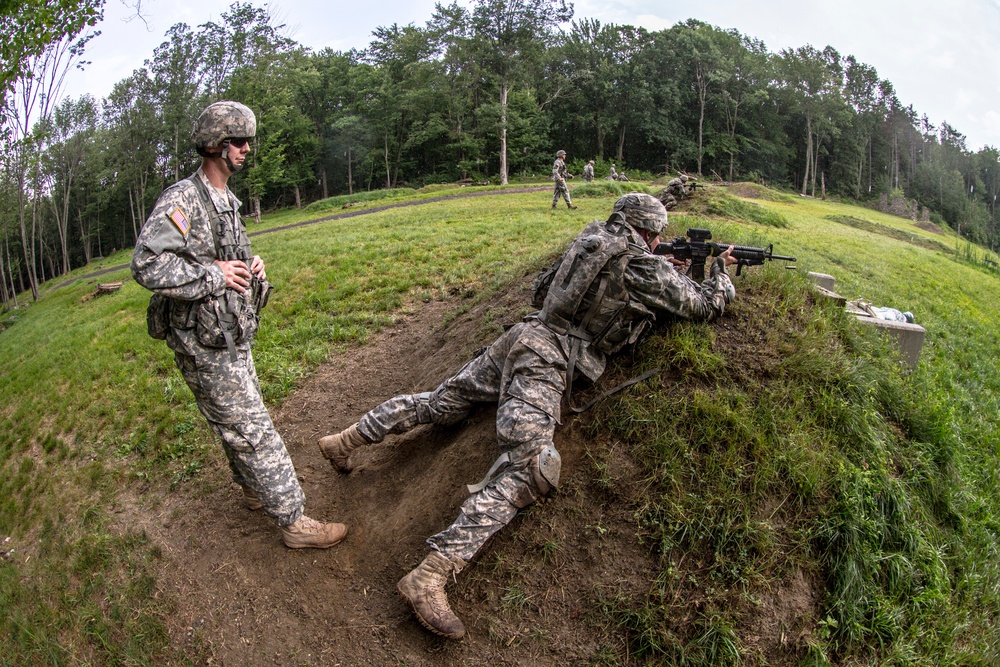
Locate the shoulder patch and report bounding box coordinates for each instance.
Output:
[168,207,190,236]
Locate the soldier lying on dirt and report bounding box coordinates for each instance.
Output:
[318,193,740,639]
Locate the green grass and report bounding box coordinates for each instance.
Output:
[2,184,1000,663]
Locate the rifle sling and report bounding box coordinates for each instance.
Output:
[570,367,661,414]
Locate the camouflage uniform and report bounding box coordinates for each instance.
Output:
[665,176,689,199]
[582,162,594,182]
[552,157,573,208]
[131,167,305,526]
[608,165,618,181]
[353,219,733,563]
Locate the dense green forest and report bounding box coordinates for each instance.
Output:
[2,0,999,305]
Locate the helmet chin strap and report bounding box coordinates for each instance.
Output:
[220,139,242,173]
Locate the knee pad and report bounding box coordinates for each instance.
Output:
[412,391,436,423]
[530,445,561,496]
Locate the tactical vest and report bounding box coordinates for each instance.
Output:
[146,175,270,360]
[534,215,654,358]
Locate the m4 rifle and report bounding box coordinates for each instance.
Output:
[653,228,795,281]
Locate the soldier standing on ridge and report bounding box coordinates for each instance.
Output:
[132,101,348,550]
[551,149,577,209]
[317,193,739,640]
[582,159,595,182]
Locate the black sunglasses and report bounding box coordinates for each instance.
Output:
[228,137,251,148]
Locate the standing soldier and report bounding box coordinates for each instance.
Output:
[582,159,595,182]
[317,193,740,640]
[608,163,619,181]
[132,101,348,549]
[551,149,576,209]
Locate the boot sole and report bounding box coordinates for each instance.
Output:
[397,586,464,640]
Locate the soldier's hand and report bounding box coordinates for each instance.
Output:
[215,259,252,293]
[249,255,267,280]
[718,245,738,267]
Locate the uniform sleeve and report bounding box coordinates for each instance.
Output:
[625,252,733,321]
[130,184,226,301]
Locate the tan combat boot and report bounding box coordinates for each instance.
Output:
[397,551,467,640]
[318,424,369,473]
[281,515,348,549]
[240,484,264,511]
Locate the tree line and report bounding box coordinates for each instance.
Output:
[2,0,998,307]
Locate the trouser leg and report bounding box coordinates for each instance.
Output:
[357,348,502,444]
[176,348,305,526]
[428,397,558,562]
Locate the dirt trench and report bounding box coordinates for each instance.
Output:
[136,274,655,666]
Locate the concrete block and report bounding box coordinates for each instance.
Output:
[807,272,836,290]
[813,285,846,306]
[855,316,926,368]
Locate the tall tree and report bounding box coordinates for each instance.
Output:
[436,0,572,184]
[40,95,98,274]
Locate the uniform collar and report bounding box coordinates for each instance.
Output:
[195,167,242,213]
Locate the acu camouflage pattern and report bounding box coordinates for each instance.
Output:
[536,216,654,359]
[132,168,305,526]
[191,100,256,150]
[582,162,594,182]
[552,157,573,207]
[350,219,733,562]
[357,319,565,562]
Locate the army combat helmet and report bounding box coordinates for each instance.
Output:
[192,101,256,172]
[613,192,667,236]
[556,149,567,157]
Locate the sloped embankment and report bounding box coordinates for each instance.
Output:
[142,260,888,666]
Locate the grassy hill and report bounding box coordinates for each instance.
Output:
[0,183,998,665]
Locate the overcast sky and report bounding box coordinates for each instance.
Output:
[63,0,1000,152]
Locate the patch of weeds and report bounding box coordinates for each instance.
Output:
[538,538,561,564]
[170,459,203,489]
[500,585,533,613]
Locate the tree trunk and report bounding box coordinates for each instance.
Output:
[346,148,353,195]
[321,167,329,200]
[384,132,391,189]
[800,116,813,196]
[294,185,301,209]
[811,139,820,197]
[616,125,626,163]
[499,81,509,185]
[77,206,91,265]
[596,112,605,158]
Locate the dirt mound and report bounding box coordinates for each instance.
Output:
[130,269,817,665]
[914,220,945,235]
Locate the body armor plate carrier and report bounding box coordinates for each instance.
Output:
[533,214,655,404]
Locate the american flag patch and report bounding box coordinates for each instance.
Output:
[168,207,190,235]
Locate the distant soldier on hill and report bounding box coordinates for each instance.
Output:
[582,159,595,182]
[608,163,619,181]
[132,101,347,550]
[659,173,696,210]
[317,193,739,640]
[551,149,576,209]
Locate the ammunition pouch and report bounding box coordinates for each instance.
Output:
[146,294,170,340]
[194,290,260,360]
